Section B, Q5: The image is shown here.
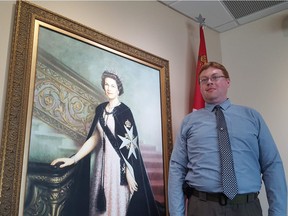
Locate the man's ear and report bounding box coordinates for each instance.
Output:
[226,78,231,86]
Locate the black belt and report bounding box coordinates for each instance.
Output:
[183,183,258,206]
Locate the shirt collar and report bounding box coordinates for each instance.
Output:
[205,98,231,112]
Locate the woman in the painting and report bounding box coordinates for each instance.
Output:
[51,70,160,216]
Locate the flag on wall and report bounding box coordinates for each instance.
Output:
[191,15,208,111]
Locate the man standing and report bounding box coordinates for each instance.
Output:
[168,62,287,216]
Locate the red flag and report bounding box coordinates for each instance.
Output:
[191,25,208,111]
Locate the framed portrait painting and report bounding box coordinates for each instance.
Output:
[0,1,172,216]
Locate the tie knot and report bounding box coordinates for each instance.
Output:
[214,105,221,112]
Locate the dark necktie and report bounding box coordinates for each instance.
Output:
[214,105,238,200]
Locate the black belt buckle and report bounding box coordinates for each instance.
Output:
[219,194,227,206]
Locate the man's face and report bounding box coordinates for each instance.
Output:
[199,67,230,104]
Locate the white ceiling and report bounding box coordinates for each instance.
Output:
[158,0,288,33]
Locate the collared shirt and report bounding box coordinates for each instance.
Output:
[168,99,287,216]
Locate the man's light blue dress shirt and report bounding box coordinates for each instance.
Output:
[168,99,287,216]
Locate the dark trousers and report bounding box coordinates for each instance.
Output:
[187,195,263,216]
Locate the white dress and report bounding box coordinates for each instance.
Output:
[89,111,130,216]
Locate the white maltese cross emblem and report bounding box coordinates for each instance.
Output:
[118,125,138,159]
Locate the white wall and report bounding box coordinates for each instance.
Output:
[0,1,15,143]
[221,10,288,215]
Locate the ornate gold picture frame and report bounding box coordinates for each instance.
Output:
[0,1,172,215]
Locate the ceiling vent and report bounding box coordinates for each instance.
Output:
[223,1,285,19]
